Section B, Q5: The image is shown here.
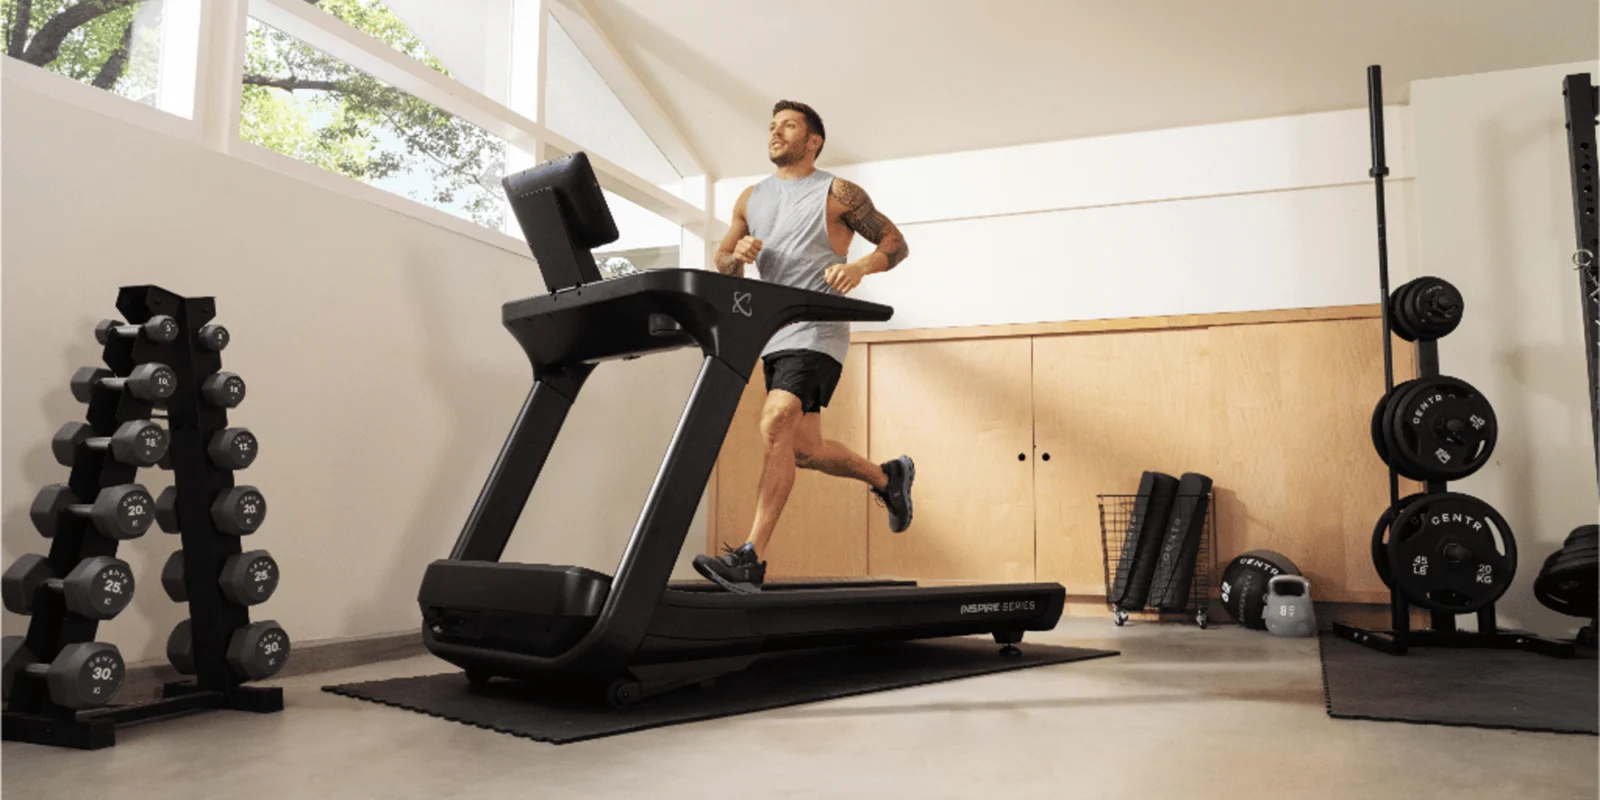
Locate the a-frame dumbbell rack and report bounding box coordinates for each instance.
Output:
[4,286,283,750]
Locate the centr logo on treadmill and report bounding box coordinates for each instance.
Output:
[960,600,1035,614]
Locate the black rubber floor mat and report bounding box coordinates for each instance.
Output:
[1319,631,1597,735]
[323,638,1117,744]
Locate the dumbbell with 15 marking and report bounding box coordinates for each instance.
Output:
[52,420,169,468]
[3,554,134,620]
[161,549,279,606]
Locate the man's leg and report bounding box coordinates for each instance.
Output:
[746,389,805,556]
[792,412,887,491]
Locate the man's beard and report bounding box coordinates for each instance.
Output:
[769,145,801,167]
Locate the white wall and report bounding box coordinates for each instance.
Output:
[2,79,708,664]
[1410,60,1600,636]
[717,107,1419,328]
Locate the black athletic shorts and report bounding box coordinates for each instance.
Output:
[762,349,843,413]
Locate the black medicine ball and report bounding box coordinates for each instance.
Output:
[1219,550,1301,630]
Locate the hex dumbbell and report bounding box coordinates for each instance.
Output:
[208,428,259,470]
[198,323,230,352]
[201,372,246,409]
[3,554,135,620]
[70,364,177,404]
[30,484,156,540]
[95,316,179,345]
[51,420,169,468]
[167,619,290,681]
[2,637,125,709]
[161,549,279,606]
[154,486,266,535]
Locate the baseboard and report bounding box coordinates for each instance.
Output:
[117,629,426,702]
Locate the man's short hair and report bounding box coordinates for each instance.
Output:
[773,100,825,158]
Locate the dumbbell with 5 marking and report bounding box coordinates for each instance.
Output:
[161,549,279,606]
[95,316,179,345]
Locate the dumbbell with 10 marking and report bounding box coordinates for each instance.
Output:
[3,555,135,620]
[167,619,289,681]
[70,364,177,404]
[161,549,279,606]
[155,485,267,536]
[2,637,124,710]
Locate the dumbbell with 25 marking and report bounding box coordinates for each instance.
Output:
[161,549,279,606]
[3,554,134,620]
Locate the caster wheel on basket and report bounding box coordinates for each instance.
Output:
[1113,609,1128,627]
[1196,610,1209,630]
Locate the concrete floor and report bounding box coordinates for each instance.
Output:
[3,619,1595,799]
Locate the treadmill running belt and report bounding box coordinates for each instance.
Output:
[324,638,1117,744]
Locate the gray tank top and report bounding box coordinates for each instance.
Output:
[744,170,850,364]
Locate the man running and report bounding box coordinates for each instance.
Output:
[694,100,915,593]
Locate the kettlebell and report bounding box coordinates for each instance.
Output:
[1262,575,1316,638]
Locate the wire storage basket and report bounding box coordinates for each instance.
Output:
[1097,492,1216,628]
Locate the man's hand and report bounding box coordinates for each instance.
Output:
[824,261,868,294]
[733,236,763,264]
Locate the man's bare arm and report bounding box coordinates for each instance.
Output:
[832,179,909,272]
[714,187,757,276]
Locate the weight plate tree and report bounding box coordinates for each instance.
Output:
[1331,66,1572,659]
[2,285,287,752]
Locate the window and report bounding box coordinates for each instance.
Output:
[544,13,678,187]
[242,18,508,229]
[598,189,681,268]
[312,0,516,106]
[3,0,188,114]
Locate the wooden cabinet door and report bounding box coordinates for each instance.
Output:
[709,348,869,577]
[867,338,1035,582]
[1207,319,1417,603]
[1032,330,1214,596]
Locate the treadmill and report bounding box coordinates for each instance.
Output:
[418,151,1067,706]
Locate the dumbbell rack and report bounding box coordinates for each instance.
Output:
[3,286,282,750]
[1331,67,1573,658]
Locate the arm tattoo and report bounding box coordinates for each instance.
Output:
[834,179,909,269]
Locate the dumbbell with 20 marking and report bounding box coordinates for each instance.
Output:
[30,484,156,540]
[155,485,267,536]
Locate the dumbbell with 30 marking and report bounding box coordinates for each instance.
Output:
[2,637,124,710]
[30,484,156,539]
[155,485,267,535]
[167,619,290,681]
[51,420,169,468]
[161,549,279,606]
[95,316,179,345]
[71,364,177,404]
[3,554,134,620]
